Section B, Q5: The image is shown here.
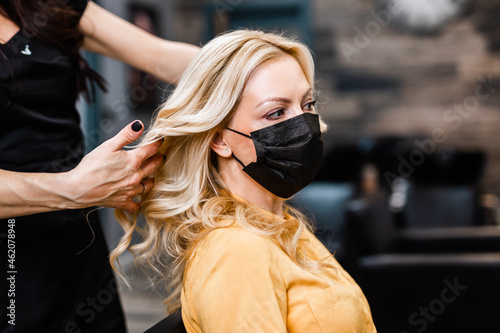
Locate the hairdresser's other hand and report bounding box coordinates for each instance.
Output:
[66,120,163,212]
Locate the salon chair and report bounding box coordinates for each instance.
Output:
[289,143,365,253]
[343,191,500,332]
[143,308,186,333]
[289,181,355,255]
[403,184,481,228]
[343,189,500,259]
[358,253,500,333]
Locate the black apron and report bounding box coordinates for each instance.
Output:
[0,0,126,331]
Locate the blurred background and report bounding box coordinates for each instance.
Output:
[81,0,500,332]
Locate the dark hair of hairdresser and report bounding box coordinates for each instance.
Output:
[0,0,106,101]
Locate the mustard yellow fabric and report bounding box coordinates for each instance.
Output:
[181,223,377,333]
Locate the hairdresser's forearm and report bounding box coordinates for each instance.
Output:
[79,2,200,84]
[1,120,164,219]
[0,169,80,219]
[146,39,200,84]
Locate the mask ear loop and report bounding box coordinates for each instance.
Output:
[231,153,246,168]
[226,127,252,139]
[226,127,252,168]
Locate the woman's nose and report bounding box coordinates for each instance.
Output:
[289,105,306,118]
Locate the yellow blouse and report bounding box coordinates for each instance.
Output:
[181,223,377,333]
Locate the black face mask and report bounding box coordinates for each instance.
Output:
[227,112,325,198]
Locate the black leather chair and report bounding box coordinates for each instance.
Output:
[397,226,500,253]
[143,308,186,333]
[402,184,481,228]
[343,192,500,332]
[358,253,500,333]
[289,181,355,254]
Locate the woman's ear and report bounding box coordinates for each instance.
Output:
[210,131,232,158]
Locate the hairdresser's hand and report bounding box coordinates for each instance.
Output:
[66,120,163,212]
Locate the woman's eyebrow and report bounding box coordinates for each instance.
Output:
[255,97,291,108]
[255,88,313,108]
[302,88,313,100]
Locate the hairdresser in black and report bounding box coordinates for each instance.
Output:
[0,0,199,331]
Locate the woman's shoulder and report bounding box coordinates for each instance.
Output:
[197,225,277,258]
[185,226,281,278]
[207,224,270,242]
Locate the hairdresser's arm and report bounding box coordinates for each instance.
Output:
[0,121,163,219]
[79,2,200,84]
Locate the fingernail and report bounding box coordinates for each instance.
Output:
[131,121,142,132]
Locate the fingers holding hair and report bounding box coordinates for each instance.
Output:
[104,120,144,151]
[136,178,154,196]
[132,137,163,163]
[120,198,141,213]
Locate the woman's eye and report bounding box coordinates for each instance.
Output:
[304,100,317,111]
[265,109,285,119]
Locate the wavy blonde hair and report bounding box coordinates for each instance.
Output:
[111,30,328,313]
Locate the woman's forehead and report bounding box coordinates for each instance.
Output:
[240,56,312,108]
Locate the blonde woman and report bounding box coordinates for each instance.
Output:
[113,30,377,333]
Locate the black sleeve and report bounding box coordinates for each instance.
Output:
[66,0,89,18]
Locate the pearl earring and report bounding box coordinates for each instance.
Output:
[225,149,229,154]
